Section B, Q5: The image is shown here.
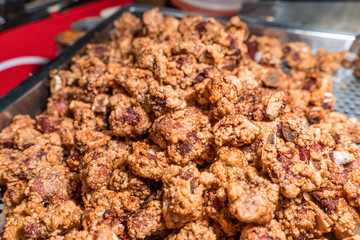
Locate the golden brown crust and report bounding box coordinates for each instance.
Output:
[1,8,360,240]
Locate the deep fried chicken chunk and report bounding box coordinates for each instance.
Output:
[162,164,204,228]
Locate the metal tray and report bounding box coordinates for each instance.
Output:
[1,4,360,131]
[0,3,360,233]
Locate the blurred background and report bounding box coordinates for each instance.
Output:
[2,0,360,32]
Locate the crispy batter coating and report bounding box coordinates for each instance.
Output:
[162,164,204,228]
[144,83,187,117]
[283,42,316,70]
[109,105,151,138]
[344,169,360,207]
[213,114,259,147]
[0,115,34,149]
[127,141,169,181]
[247,35,283,67]
[150,107,213,165]
[277,193,333,239]
[1,7,360,240]
[208,74,243,119]
[126,200,165,239]
[227,167,279,224]
[166,220,216,240]
[240,220,286,240]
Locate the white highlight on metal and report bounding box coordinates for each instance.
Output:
[0,56,49,72]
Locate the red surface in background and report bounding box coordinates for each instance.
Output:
[0,0,132,97]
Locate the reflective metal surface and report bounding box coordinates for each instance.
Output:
[240,2,360,33]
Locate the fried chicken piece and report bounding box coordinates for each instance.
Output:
[225,15,249,43]
[312,112,360,144]
[203,149,253,235]
[283,42,316,70]
[240,220,286,240]
[107,138,131,169]
[257,68,285,88]
[80,148,114,190]
[178,15,206,36]
[42,199,82,236]
[159,16,180,41]
[27,166,78,202]
[82,189,129,236]
[144,84,187,117]
[4,196,82,239]
[316,48,347,74]
[261,124,325,198]
[91,94,110,114]
[114,68,153,99]
[13,127,51,150]
[280,112,305,143]
[2,210,27,239]
[217,146,248,168]
[49,69,76,93]
[173,35,206,59]
[36,114,64,134]
[75,57,111,95]
[192,66,218,105]
[205,190,244,236]
[311,187,360,239]
[74,129,110,152]
[143,8,165,35]
[315,71,334,92]
[295,127,336,161]
[286,89,311,118]
[199,43,225,66]
[162,164,204,228]
[156,54,198,89]
[310,89,336,111]
[108,92,134,110]
[59,118,76,148]
[277,193,333,239]
[126,200,165,239]
[213,114,259,147]
[0,149,23,184]
[263,91,288,120]
[20,144,65,179]
[0,115,34,149]
[165,220,216,240]
[127,141,169,181]
[150,107,213,165]
[153,109,203,144]
[227,166,279,224]
[114,12,142,37]
[72,107,97,130]
[23,218,49,239]
[234,88,271,121]
[85,44,116,64]
[109,105,151,138]
[344,169,360,207]
[247,35,283,67]
[65,228,120,240]
[208,74,243,119]
[2,180,27,212]
[166,131,213,165]
[109,169,151,205]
